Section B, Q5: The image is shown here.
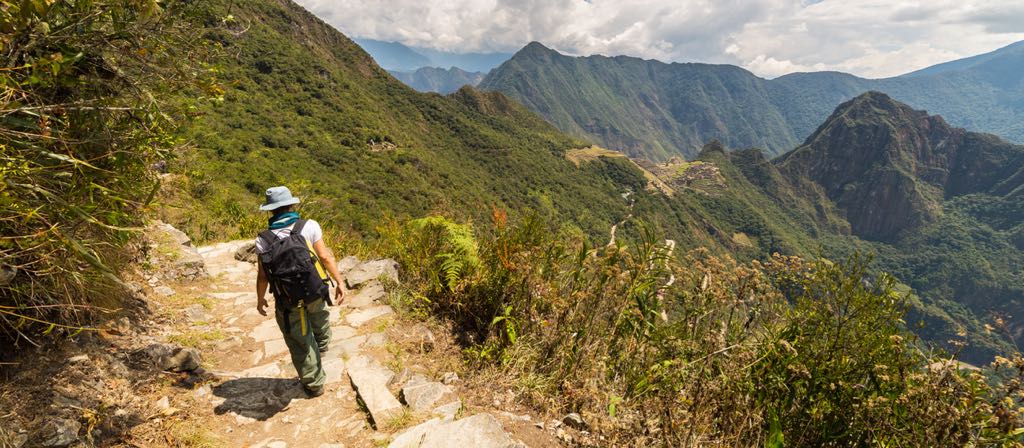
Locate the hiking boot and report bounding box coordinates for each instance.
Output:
[319,346,329,354]
[304,386,324,398]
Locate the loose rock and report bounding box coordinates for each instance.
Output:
[414,325,436,353]
[0,265,16,286]
[400,381,453,412]
[346,356,402,427]
[441,372,460,385]
[144,344,202,372]
[67,354,89,364]
[432,400,462,421]
[184,304,211,322]
[563,412,587,430]
[32,418,81,448]
[165,348,202,372]
[153,285,176,297]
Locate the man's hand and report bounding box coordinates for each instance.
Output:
[334,285,345,305]
[257,296,269,316]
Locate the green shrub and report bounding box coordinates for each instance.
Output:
[384,215,1024,446]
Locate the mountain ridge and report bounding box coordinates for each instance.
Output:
[481,41,1024,160]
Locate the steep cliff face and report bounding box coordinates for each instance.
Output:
[777,91,1024,242]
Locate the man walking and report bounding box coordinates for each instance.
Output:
[255,186,346,397]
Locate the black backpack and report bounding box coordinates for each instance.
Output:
[258,219,331,308]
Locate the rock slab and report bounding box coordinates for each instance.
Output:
[345,259,399,288]
[345,281,386,308]
[346,356,402,427]
[401,381,452,412]
[346,305,394,327]
[417,414,517,448]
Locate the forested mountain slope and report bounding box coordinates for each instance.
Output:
[481,41,1024,160]
[172,0,640,243]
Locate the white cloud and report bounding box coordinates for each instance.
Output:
[296,0,1024,78]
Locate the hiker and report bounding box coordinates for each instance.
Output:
[255,186,346,397]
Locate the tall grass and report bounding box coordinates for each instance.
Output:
[0,0,214,349]
[383,214,1024,446]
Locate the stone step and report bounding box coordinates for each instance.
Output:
[344,281,387,308]
[346,305,394,327]
[389,413,517,448]
[346,355,403,428]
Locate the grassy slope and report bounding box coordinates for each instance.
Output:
[168,0,636,243]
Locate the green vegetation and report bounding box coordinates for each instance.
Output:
[479,42,798,160]
[162,0,633,247]
[0,0,210,347]
[2,0,1022,445]
[481,41,1024,160]
[383,214,1024,446]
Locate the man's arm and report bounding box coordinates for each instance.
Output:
[257,260,270,316]
[313,239,346,303]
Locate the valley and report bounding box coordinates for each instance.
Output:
[3,0,1024,446]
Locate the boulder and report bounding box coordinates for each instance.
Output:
[147,221,208,281]
[337,256,361,273]
[234,241,258,263]
[143,344,202,372]
[32,418,80,447]
[345,259,399,288]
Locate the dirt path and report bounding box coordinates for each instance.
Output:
[188,241,525,447]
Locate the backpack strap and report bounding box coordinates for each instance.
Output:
[291,219,308,235]
[258,229,278,247]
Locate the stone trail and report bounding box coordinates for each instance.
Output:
[190,240,524,447]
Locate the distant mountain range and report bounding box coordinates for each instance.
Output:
[388,67,486,94]
[480,41,1024,161]
[354,38,510,93]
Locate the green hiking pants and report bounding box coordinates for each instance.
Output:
[275,298,332,392]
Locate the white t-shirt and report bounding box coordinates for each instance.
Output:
[254,219,323,254]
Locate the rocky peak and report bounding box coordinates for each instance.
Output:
[778,92,960,241]
[778,91,1024,242]
[512,41,558,61]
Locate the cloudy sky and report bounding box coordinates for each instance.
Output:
[295,0,1024,78]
